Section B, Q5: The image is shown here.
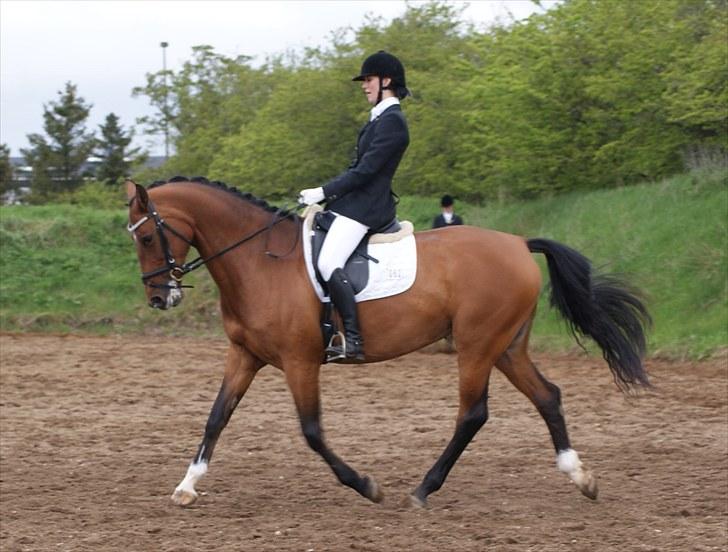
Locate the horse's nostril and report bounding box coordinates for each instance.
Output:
[149,295,166,309]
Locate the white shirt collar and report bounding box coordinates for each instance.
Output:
[370,96,400,121]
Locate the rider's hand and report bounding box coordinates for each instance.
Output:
[298,187,325,206]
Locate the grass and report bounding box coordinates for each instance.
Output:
[0,205,220,335]
[1,169,726,357]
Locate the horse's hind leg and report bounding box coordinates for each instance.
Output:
[171,342,264,506]
[409,352,494,508]
[496,318,598,500]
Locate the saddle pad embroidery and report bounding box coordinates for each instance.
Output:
[302,205,417,303]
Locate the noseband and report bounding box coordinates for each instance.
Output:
[127,198,297,290]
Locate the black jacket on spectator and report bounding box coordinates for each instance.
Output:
[322,105,409,230]
[432,213,464,228]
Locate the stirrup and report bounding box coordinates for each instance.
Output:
[325,331,364,363]
[325,331,347,362]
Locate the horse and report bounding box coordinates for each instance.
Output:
[124,177,651,508]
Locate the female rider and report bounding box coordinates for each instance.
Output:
[298,51,410,362]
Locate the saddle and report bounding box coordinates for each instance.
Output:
[302,205,416,301]
[310,210,402,296]
[301,206,418,358]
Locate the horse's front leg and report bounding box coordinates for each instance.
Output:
[171,342,264,506]
[284,360,383,503]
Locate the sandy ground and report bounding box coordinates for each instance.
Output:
[0,334,726,552]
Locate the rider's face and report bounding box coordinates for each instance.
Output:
[361,75,391,105]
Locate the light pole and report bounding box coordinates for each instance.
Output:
[160,41,169,160]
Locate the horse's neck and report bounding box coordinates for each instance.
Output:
[182,192,294,291]
[190,199,265,262]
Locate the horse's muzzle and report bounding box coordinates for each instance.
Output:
[149,282,184,310]
[149,295,167,309]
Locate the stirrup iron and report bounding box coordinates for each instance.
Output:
[325,331,347,362]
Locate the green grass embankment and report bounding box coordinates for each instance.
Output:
[0,205,221,336]
[460,169,727,356]
[1,169,725,357]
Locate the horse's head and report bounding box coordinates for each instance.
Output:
[125,180,194,310]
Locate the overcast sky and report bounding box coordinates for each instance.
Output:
[1,0,553,156]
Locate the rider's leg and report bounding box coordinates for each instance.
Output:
[326,268,364,360]
[317,213,369,282]
[317,213,368,361]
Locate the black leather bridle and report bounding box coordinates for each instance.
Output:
[127,198,299,290]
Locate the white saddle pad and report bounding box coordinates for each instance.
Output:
[302,205,417,303]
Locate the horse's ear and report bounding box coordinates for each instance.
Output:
[125,180,149,210]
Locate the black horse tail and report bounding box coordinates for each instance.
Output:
[527,238,652,391]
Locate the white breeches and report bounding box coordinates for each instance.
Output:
[317,212,369,282]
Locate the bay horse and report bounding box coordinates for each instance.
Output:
[124,178,650,508]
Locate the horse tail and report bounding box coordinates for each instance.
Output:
[527,238,652,390]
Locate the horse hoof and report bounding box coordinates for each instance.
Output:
[403,493,428,509]
[364,477,384,503]
[575,471,598,500]
[171,488,198,506]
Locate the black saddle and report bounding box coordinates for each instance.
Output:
[311,210,401,296]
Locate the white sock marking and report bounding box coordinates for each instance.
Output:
[557,449,581,474]
[557,448,593,488]
[174,461,208,496]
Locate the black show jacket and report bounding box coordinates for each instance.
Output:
[322,104,409,230]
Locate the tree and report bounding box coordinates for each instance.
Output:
[128,0,727,201]
[95,113,145,185]
[0,144,13,195]
[132,63,176,159]
[453,0,703,198]
[212,3,474,198]
[20,82,95,195]
[663,0,728,150]
[133,45,286,177]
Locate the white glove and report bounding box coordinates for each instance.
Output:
[298,187,325,205]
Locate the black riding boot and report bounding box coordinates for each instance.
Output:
[325,268,365,362]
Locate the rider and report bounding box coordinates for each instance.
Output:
[298,50,410,362]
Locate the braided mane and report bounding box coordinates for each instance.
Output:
[149,176,299,219]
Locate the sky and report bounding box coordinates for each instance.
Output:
[1,0,554,156]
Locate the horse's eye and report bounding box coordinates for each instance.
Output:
[141,234,154,247]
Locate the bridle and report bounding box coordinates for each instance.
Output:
[127,197,299,290]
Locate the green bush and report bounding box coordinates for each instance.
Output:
[56,180,128,209]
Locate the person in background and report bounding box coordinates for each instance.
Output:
[432,194,463,228]
[297,50,410,362]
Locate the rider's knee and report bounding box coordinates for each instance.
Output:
[317,257,339,283]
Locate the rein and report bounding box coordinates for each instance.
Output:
[128,198,298,289]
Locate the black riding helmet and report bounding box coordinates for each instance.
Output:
[352,50,410,102]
